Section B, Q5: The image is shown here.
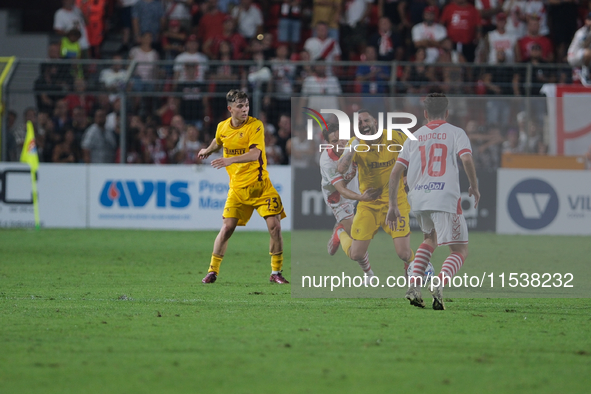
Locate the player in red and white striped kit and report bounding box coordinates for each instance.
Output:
[386,93,480,310]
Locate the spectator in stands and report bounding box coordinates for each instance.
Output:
[163,0,193,30]
[231,0,263,40]
[65,78,96,115]
[265,130,284,164]
[481,13,517,64]
[475,0,503,35]
[35,59,68,114]
[502,128,525,154]
[197,0,228,43]
[54,0,90,55]
[12,108,37,157]
[481,50,514,125]
[129,31,159,112]
[53,99,71,137]
[52,127,81,163]
[300,63,344,120]
[105,98,120,136]
[218,0,239,13]
[267,44,295,121]
[516,15,553,62]
[536,139,548,155]
[371,16,403,61]
[177,124,203,164]
[548,0,578,63]
[341,0,372,59]
[132,0,165,51]
[502,0,526,39]
[514,43,554,96]
[523,0,548,37]
[402,48,436,94]
[476,124,504,168]
[162,19,187,62]
[174,35,208,80]
[203,16,248,60]
[82,109,117,163]
[118,0,139,51]
[60,28,83,60]
[77,0,106,58]
[71,105,90,145]
[99,54,127,101]
[440,0,481,63]
[165,126,181,163]
[378,0,410,34]
[294,50,313,91]
[411,6,447,64]
[278,0,302,52]
[176,63,210,127]
[142,124,169,163]
[275,113,291,165]
[567,13,591,86]
[524,120,542,153]
[156,96,181,126]
[304,22,341,75]
[311,0,340,41]
[356,46,390,95]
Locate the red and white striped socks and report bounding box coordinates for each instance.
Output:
[356,252,373,275]
[409,243,434,285]
[438,253,465,285]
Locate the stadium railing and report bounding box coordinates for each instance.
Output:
[0,58,571,164]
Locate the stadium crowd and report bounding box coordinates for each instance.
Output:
[7,0,591,165]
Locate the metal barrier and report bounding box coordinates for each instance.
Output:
[0,58,572,164]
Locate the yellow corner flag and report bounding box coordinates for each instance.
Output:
[20,121,40,229]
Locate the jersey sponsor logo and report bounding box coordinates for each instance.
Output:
[414,182,445,192]
[368,158,396,169]
[224,148,246,155]
[100,180,190,208]
[507,179,559,230]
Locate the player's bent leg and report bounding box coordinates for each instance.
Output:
[349,239,373,279]
[393,235,413,277]
[202,217,239,283]
[265,214,289,284]
[328,217,354,256]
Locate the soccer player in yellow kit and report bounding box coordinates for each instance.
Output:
[198,89,288,284]
[336,109,414,280]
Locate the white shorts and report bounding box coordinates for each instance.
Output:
[331,202,355,223]
[414,211,468,246]
[568,49,585,67]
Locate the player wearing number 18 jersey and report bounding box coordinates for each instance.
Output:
[387,93,480,310]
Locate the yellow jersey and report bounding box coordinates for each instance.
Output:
[351,130,408,207]
[215,116,268,189]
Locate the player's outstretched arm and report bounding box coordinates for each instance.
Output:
[461,154,480,208]
[198,139,222,159]
[211,147,262,169]
[336,139,359,174]
[385,162,405,230]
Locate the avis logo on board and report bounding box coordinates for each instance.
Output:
[100,181,190,208]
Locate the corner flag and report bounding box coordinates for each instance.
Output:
[20,121,40,229]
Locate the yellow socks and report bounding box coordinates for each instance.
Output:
[339,231,353,258]
[271,252,283,273]
[209,253,223,274]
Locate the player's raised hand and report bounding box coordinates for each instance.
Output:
[211,157,231,169]
[198,148,211,159]
[385,206,401,231]
[469,186,480,208]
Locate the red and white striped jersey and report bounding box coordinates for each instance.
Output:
[397,120,472,214]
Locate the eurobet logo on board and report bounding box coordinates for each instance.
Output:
[302,107,418,153]
[99,180,190,208]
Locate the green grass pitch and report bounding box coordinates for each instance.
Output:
[1,229,590,394]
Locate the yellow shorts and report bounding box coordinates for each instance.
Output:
[351,202,410,241]
[224,178,286,226]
